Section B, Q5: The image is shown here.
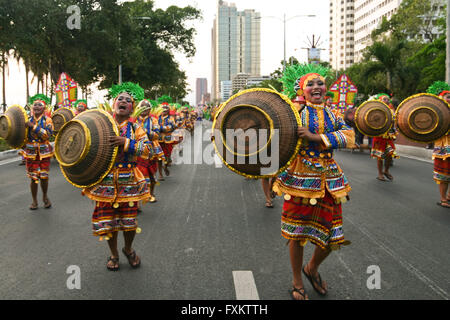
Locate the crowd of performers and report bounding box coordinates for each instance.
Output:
[17,83,199,270]
[12,62,449,299]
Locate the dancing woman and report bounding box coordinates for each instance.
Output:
[273,64,355,300]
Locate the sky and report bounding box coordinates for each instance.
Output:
[2,0,330,107]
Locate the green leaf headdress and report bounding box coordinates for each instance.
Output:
[73,99,88,109]
[108,82,145,108]
[29,94,51,107]
[157,95,173,105]
[279,63,332,99]
[427,81,450,97]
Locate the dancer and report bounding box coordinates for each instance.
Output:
[82,82,153,271]
[370,93,398,181]
[21,94,54,210]
[273,64,354,300]
[427,81,450,208]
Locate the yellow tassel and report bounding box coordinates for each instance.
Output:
[284,194,291,201]
[129,201,134,207]
[99,237,104,242]
[113,202,119,208]
[309,198,317,205]
[136,227,142,234]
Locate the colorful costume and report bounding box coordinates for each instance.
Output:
[82,82,154,237]
[21,94,54,182]
[273,64,354,250]
[157,110,177,161]
[370,94,399,160]
[427,81,450,184]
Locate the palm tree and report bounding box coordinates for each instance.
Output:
[363,38,406,92]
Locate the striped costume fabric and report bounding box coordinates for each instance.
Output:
[281,191,345,250]
[92,202,138,236]
[433,135,450,184]
[25,157,51,181]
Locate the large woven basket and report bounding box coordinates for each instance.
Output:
[212,88,301,178]
[52,107,75,133]
[354,100,394,137]
[395,93,450,143]
[0,105,29,149]
[55,109,119,188]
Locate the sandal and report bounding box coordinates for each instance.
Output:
[106,256,119,271]
[43,198,52,209]
[383,172,393,181]
[437,201,450,208]
[265,201,274,208]
[376,177,387,182]
[289,286,308,300]
[164,167,170,176]
[29,203,38,210]
[122,248,141,268]
[302,265,328,296]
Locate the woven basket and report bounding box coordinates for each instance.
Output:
[395,93,450,143]
[354,100,394,137]
[55,109,119,188]
[0,105,29,149]
[212,88,301,178]
[52,107,75,133]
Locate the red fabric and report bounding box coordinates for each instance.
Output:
[160,142,173,159]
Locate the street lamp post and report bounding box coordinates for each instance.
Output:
[257,14,316,71]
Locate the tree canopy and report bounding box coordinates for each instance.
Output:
[0,0,201,102]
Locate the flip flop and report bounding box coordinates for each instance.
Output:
[44,199,52,209]
[106,256,119,271]
[376,177,387,181]
[29,203,38,210]
[265,201,274,208]
[122,248,141,268]
[437,201,450,208]
[289,286,308,300]
[302,265,327,296]
[383,172,393,181]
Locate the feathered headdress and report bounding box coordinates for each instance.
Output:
[29,94,51,106]
[157,95,173,105]
[108,82,145,103]
[132,99,152,119]
[427,81,450,97]
[73,99,88,109]
[279,64,332,99]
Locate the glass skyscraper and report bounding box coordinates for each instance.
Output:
[212,1,260,101]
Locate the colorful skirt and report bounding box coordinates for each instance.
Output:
[281,191,346,250]
[433,158,450,184]
[160,142,174,160]
[371,137,398,160]
[92,202,138,236]
[25,156,51,181]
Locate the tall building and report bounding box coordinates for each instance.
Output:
[212,1,261,101]
[354,0,402,63]
[329,0,355,71]
[196,78,208,106]
[330,0,445,68]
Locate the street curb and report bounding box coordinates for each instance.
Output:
[0,149,20,161]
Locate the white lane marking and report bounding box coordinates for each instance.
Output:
[232,271,260,300]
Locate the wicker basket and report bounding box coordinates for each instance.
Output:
[354,100,394,137]
[212,88,301,178]
[52,107,75,133]
[55,109,119,188]
[0,105,29,149]
[395,93,450,143]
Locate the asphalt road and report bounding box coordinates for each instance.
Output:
[0,121,448,300]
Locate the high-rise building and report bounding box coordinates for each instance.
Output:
[196,78,208,106]
[354,0,402,63]
[220,80,232,101]
[329,0,355,71]
[212,1,261,101]
[330,0,445,68]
